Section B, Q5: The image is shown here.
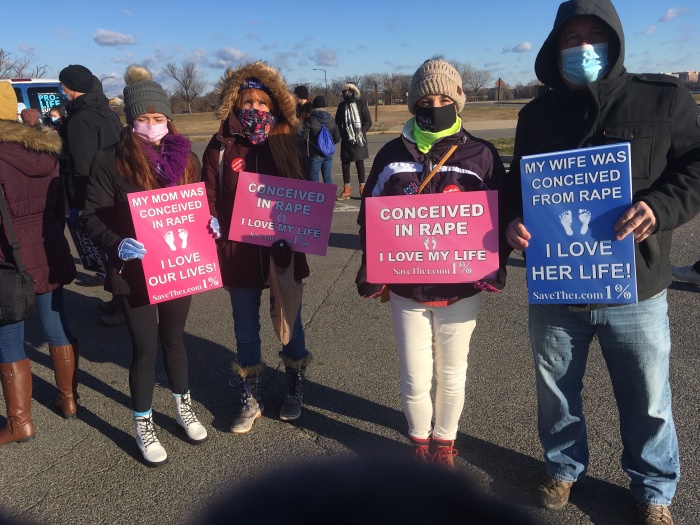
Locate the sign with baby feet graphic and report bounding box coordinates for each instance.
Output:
[128,182,222,304]
[520,143,637,304]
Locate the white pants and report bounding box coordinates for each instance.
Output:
[390,292,482,441]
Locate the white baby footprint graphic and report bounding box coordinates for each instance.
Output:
[579,209,591,235]
[179,229,188,249]
[559,210,574,236]
[164,230,177,251]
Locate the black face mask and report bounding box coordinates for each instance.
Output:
[343,92,354,101]
[415,104,456,133]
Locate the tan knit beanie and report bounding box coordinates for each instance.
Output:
[407,59,466,115]
[0,81,17,121]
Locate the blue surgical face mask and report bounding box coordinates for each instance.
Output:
[561,43,609,85]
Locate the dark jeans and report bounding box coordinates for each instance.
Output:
[308,155,333,184]
[123,296,192,412]
[0,287,73,363]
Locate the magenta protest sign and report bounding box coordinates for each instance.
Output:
[229,171,336,256]
[128,182,222,304]
[365,191,499,284]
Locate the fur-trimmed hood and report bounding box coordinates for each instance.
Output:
[0,120,62,155]
[343,83,361,97]
[215,61,298,128]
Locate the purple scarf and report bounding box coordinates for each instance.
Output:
[139,134,191,187]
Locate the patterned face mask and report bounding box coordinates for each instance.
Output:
[237,108,277,145]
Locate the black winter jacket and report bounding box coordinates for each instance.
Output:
[358,123,506,303]
[300,109,340,157]
[83,142,201,307]
[335,97,372,163]
[60,92,123,210]
[504,0,700,302]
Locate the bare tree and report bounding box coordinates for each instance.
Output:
[0,48,48,79]
[0,49,14,79]
[163,61,207,114]
[463,68,493,98]
[376,73,403,105]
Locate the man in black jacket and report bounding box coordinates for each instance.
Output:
[504,1,700,523]
[59,65,124,310]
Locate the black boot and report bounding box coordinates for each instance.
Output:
[279,352,312,421]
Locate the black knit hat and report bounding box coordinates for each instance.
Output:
[59,64,94,93]
[293,85,309,100]
[312,96,326,109]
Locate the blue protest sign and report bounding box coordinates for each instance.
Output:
[520,143,637,304]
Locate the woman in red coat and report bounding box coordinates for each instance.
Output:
[0,81,77,446]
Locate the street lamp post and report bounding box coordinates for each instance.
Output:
[313,68,327,100]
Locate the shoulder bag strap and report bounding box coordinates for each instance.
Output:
[0,186,29,273]
[418,144,459,194]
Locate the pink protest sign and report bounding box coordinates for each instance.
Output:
[128,182,222,304]
[229,171,336,256]
[366,191,499,284]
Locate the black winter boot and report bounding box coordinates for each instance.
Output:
[279,352,312,421]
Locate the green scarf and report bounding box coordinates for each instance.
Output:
[412,116,462,153]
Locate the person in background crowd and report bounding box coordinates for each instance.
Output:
[335,83,372,200]
[45,105,66,132]
[301,95,340,184]
[293,85,309,119]
[0,80,78,446]
[504,1,700,522]
[671,259,700,285]
[83,65,209,467]
[59,64,122,290]
[19,109,41,128]
[356,58,506,470]
[202,61,313,433]
[16,103,26,123]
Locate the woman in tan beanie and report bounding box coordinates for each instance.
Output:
[356,58,507,469]
[83,65,210,467]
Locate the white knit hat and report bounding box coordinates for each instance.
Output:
[407,59,466,115]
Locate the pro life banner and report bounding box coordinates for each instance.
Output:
[520,143,637,304]
[66,219,107,274]
[365,191,499,284]
[128,182,222,304]
[229,171,336,256]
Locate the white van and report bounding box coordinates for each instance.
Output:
[3,78,69,117]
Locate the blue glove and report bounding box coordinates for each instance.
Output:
[118,238,147,261]
[209,216,221,239]
[69,208,80,223]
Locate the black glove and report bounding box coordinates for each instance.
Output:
[355,264,383,298]
[270,239,293,268]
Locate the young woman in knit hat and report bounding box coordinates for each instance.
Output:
[356,58,507,469]
[0,80,77,446]
[201,61,313,433]
[83,65,210,467]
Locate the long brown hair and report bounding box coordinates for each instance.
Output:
[116,121,199,190]
[235,89,303,180]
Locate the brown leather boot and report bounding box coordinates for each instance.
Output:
[432,437,458,470]
[71,340,80,401]
[336,185,351,201]
[49,344,78,418]
[0,358,36,446]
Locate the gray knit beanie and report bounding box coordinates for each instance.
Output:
[407,59,466,115]
[123,65,173,123]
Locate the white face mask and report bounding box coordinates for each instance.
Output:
[132,121,169,143]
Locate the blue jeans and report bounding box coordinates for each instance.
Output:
[529,291,679,505]
[229,286,307,368]
[308,155,333,184]
[0,287,73,363]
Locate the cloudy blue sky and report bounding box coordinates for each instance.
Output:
[4,1,698,97]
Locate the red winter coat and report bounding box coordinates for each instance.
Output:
[0,120,76,294]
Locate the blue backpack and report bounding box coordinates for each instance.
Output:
[316,119,335,157]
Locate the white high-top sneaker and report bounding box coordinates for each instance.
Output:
[134,412,168,467]
[173,392,208,444]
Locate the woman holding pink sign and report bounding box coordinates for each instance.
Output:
[201,61,313,434]
[357,59,507,469]
[83,65,210,467]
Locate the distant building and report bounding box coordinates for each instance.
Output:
[673,71,699,83]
